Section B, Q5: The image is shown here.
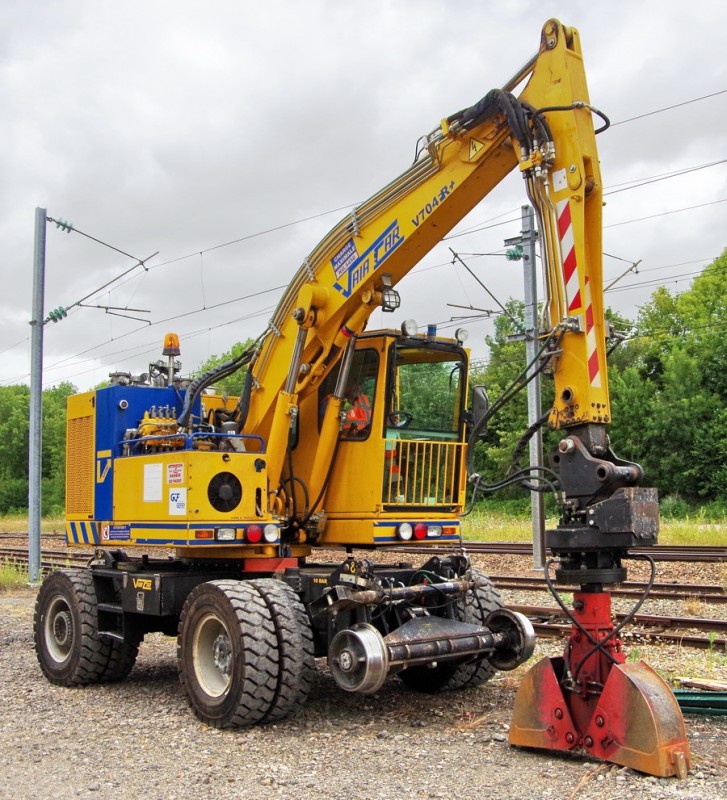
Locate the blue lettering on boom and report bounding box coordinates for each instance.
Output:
[333,220,404,297]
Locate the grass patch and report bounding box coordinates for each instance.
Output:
[461,506,726,546]
[0,510,724,547]
[0,559,28,590]
[0,513,65,534]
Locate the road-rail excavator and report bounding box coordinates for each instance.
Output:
[33,19,690,778]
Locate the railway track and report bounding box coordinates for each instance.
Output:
[510,603,727,650]
[2,533,725,562]
[3,545,724,650]
[401,541,727,563]
[3,546,725,604]
[488,574,727,604]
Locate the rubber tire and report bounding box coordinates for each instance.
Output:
[177,580,279,728]
[101,637,141,682]
[250,579,315,722]
[399,570,504,693]
[34,569,113,686]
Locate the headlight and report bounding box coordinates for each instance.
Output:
[397,522,413,541]
[401,319,418,337]
[263,524,279,543]
[216,527,236,542]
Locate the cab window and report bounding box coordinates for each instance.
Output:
[319,349,378,440]
[387,346,464,440]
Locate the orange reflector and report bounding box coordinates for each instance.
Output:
[194,529,214,539]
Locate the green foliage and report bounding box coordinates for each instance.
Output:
[659,494,692,520]
[193,340,254,397]
[0,559,28,590]
[0,381,76,515]
[469,299,558,494]
[473,250,727,505]
[608,250,727,500]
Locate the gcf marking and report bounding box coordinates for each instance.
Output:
[332,220,403,297]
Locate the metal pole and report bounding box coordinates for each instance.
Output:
[28,208,46,585]
[521,206,545,570]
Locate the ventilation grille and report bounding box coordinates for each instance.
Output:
[66,415,94,515]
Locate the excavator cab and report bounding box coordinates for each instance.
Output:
[301,328,469,547]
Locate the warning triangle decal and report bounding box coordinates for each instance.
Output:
[469,137,485,160]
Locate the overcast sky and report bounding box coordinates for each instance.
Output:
[2,0,725,391]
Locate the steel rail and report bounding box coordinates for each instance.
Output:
[1,533,725,562]
[394,541,727,563]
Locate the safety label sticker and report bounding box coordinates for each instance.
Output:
[167,462,184,484]
[469,138,485,159]
[332,239,359,280]
[101,524,131,542]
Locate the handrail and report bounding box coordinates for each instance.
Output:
[118,431,266,455]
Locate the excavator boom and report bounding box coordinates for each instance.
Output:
[245,20,609,458]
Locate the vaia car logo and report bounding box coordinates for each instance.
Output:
[332,220,404,297]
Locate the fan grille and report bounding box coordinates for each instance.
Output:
[207,471,242,513]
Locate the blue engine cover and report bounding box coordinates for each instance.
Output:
[93,384,202,520]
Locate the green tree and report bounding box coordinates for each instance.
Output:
[608,250,727,501]
[469,300,558,492]
[41,382,77,513]
[193,339,254,397]
[0,382,76,514]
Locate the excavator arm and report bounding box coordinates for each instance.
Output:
[243,20,612,500]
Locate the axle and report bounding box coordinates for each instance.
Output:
[329,608,534,694]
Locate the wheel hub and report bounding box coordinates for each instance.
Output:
[337,649,354,672]
[53,610,72,647]
[212,634,232,675]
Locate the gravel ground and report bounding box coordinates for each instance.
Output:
[0,554,725,800]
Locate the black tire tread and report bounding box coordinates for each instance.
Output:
[250,579,315,722]
[101,638,141,682]
[177,580,279,728]
[399,569,503,693]
[33,569,112,686]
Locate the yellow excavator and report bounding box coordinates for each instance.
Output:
[34,19,690,777]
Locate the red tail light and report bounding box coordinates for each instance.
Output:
[246,525,263,543]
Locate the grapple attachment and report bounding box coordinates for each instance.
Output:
[509,590,690,778]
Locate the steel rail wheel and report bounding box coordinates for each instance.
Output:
[177,580,279,727]
[33,569,113,686]
[399,569,504,692]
